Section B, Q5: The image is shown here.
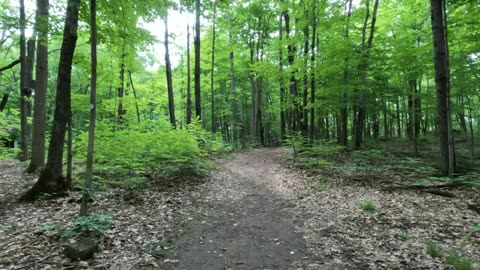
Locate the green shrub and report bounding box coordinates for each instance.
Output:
[444,251,475,270]
[63,214,113,237]
[74,119,218,178]
[358,200,377,213]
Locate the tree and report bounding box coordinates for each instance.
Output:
[429,0,455,175]
[26,0,49,173]
[18,0,29,161]
[194,0,202,120]
[21,0,81,201]
[164,15,176,128]
[80,0,97,216]
[186,22,192,124]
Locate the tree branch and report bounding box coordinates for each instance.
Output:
[0,59,21,74]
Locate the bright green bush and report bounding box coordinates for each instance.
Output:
[74,119,225,178]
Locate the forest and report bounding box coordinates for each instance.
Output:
[0,0,479,269]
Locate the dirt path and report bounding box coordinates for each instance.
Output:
[162,147,308,270]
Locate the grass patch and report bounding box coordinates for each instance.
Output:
[444,251,476,270]
[426,240,442,258]
[306,182,330,192]
[358,200,377,213]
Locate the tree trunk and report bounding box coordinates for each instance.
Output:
[228,17,240,145]
[117,48,126,122]
[302,7,309,139]
[430,0,455,175]
[27,0,49,173]
[210,3,216,132]
[186,23,192,124]
[80,0,96,216]
[278,11,286,142]
[309,1,317,142]
[340,0,353,146]
[20,0,80,201]
[354,0,379,149]
[19,0,29,161]
[194,0,202,120]
[164,16,176,128]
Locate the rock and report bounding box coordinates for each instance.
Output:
[64,238,99,260]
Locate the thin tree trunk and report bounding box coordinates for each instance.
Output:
[309,1,317,142]
[340,0,353,146]
[20,0,81,201]
[302,7,309,139]
[164,16,176,128]
[19,0,29,161]
[194,0,202,120]
[279,11,286,141]
[80,0,96,216]
[27,0,49,173]
[127,70,140,123]
[228,17,240,144]
[210,3,216,132]
[186,23,192,124]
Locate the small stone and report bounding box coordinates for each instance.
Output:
[64,238,99,260]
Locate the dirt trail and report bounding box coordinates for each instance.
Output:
[162,147,308,270]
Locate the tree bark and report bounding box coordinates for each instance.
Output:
[19,0,29,161]
[228,17,240,144]
[164,16,176,128]
[210,3,217,132]
[186,23,192,124]
[80,0,96,216]
[194,0,202,121]
[27,0,49,173]
[20,0,81,201]
[430,0,455,175]
[354,0,379,149]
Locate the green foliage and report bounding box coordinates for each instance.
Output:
[426,240,442,258]
[443,251,475,270]
[399,231,411,241]
[74,119,220,179]
[358,200,378,213]
[351,149,390,167]
[64,214,113,237]
[306,181,330,192]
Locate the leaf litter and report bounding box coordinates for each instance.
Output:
[0,148,478,269]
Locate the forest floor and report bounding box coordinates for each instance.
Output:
[0,147,479,269]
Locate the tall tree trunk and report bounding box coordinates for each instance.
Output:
[284,10,300,133]
[309,0,317,142]
[194,0,202,120]
[302,7,309,139]
[19,0,29,161]
[164,16,176,128]
[210,3,216,132]
[20,0,80,201]
[279,11,286,141]
[228,17,240,145]
[117,48,126,122]
[186,23,192,124]
[430,0,455,175]
[127,70,141,123]
[27,0,49,173]
[80,0,96,216]
[340,0,353,146]
[354,0,379,149]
